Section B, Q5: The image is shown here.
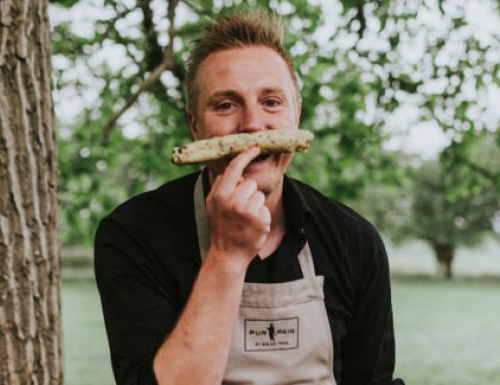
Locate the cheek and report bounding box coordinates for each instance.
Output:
[277,153,294,169]
[200,118,237,139]
[207,158,230,179]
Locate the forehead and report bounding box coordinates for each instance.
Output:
[195,46,297,98]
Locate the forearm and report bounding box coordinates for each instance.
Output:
[153,251,247,385]
[153,150,272,384]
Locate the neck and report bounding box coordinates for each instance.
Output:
[264,181,285,232]
[257,180,286,259]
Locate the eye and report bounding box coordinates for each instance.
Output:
[214,101,239,114]
[262,98,283,110]
[264,100,279,107]
[217,102,235,110]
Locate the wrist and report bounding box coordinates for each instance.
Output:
[203,247,251,280]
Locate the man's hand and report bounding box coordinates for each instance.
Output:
[205,147,271,267]
[154,148,269,385]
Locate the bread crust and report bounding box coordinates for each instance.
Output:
[172,129,314,165]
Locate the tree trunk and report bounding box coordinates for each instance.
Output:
[0,0,63,384]
[433,242,454,279]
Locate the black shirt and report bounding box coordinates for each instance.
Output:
[95,171,397,385]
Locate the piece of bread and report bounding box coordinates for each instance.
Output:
[172,129,314,165]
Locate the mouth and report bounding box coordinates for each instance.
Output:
[227,152,272,164]
[251,153,272,164]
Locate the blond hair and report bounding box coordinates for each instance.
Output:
[185,7,300,114]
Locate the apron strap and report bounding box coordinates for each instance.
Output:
[194,173,316,278]
[194,173,210,262]
[297,241,316,278]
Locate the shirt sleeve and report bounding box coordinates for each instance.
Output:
[340,228,396,385]
[94,217,180,385]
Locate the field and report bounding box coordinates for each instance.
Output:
[391,276,500,384]
[62,241,500,384]
[62,280,115,385]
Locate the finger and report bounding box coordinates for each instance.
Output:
[216,147,261,193]
[245,189,266,213]
[235,178,258,203]
[258,205,271,229]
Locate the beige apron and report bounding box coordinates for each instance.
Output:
[194,175,336,385]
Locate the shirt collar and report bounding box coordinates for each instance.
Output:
[283,175,312,234]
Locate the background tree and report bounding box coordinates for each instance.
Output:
[0,0,63,383]
[407,162,498,279]
[358,137,500,278]
[48,0,500,248]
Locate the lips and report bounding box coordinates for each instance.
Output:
[243,154,271,173]
[225,152,269,163]
[252,153,272,164]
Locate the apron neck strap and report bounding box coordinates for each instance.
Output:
[194,173,316,278]
[194,173,211,261]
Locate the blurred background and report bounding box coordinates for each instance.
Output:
[49,0,500,383]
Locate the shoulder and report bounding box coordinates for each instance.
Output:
[94,172,202,315]
[110,172,198,219]
[289,178,388,276]
[97,171,200,239]
[290,178,380,239]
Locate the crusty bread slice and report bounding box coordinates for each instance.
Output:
[172,129,314,165]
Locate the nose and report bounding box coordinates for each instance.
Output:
[239,103,265,133]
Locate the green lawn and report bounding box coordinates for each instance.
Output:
[62,276,500,385]
[391,276,500,384]
[62,280,115,385]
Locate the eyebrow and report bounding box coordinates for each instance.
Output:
[260,87,288,99]
[205,87,289,106]
[205,90,243,107]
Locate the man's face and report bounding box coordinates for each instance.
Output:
[188,46,302,196]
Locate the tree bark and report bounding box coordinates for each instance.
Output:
[0,0,63,384]
[433,242,454,279]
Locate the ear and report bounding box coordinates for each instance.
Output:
[187,110,200,140]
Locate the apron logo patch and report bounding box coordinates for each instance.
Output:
[244,317,299,351]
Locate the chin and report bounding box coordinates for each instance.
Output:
[249,155,290,191]
[248,171,285,197]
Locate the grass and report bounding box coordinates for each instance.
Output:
[62,276,500,384]
[391,275,500,384]
[62,280,115,385]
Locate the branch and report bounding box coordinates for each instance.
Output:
[454,154,497,183]
[139,0,164,71]
[356,0,366,39]
[101,0,179,145]
[101,6,134,42]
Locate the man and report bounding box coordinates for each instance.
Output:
[95,7,404,385]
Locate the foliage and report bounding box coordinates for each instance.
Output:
[441,129,500,203]
[406,161,498,248]
[356,140,500,255]
[50,0,500,246]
